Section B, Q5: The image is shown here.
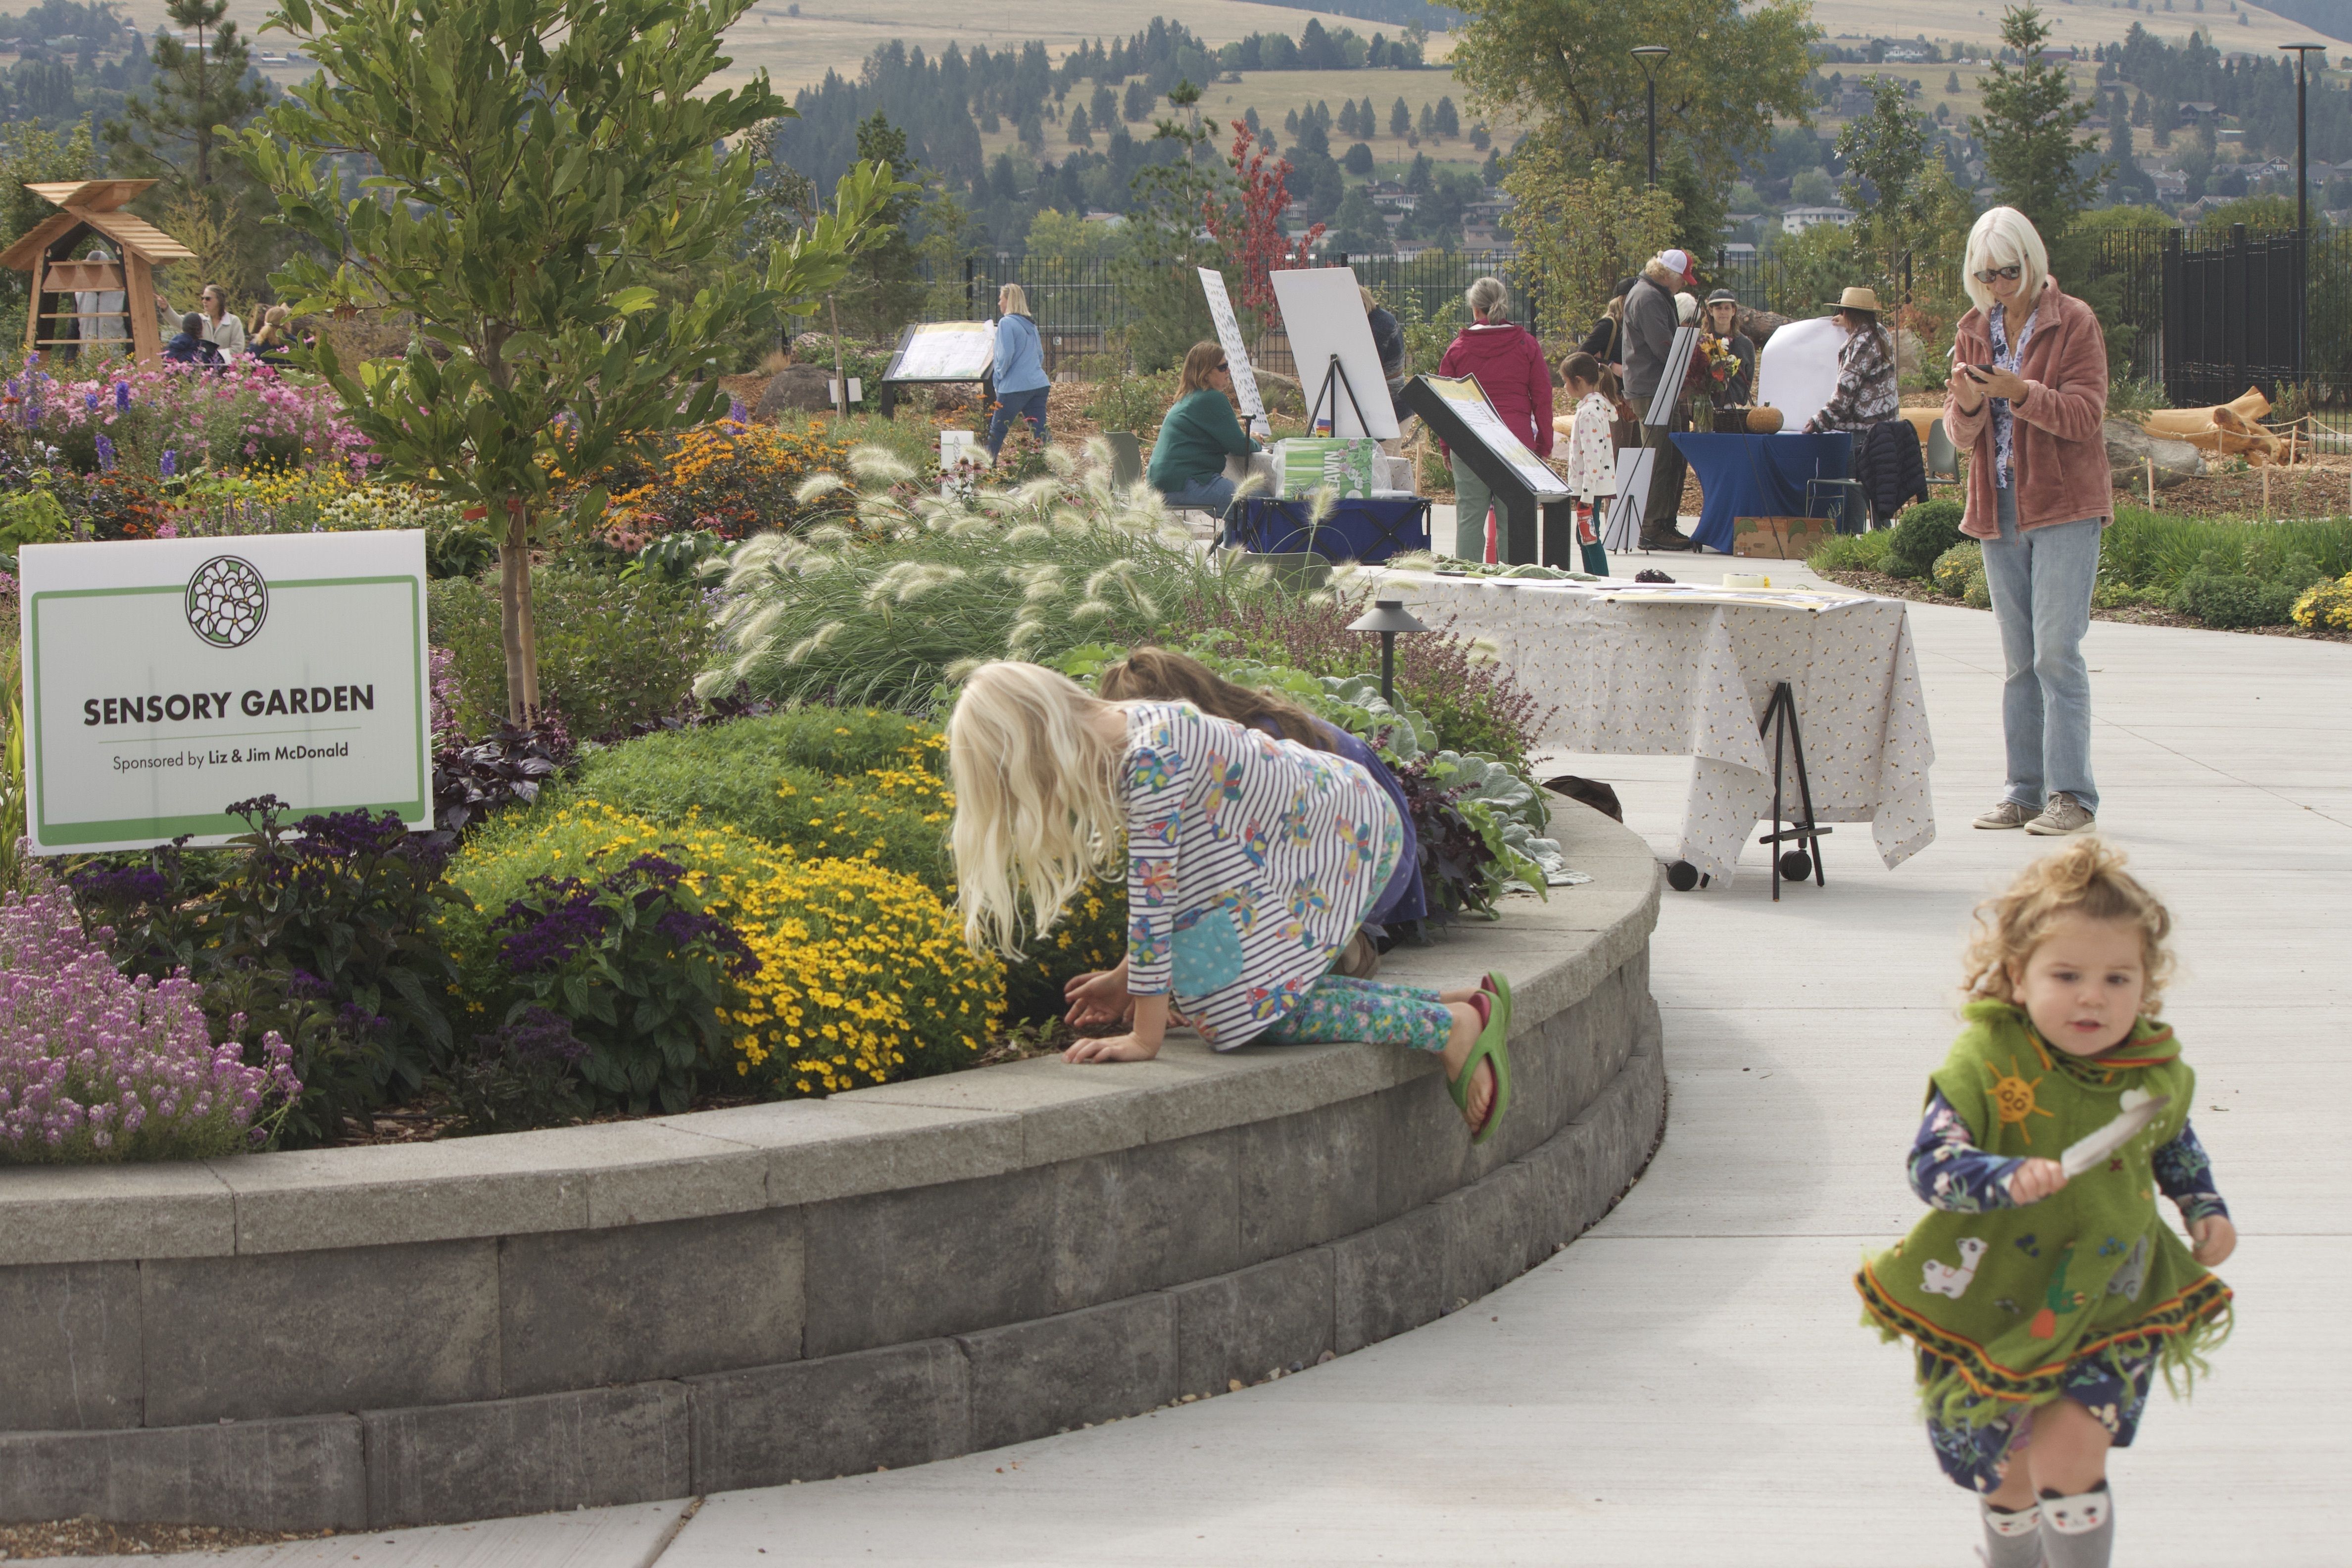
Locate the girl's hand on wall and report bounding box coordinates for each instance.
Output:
[2006,1157,2068,1204]
[1063,1032,1162,1063]
[1064,966,1133,1029]
[2190,1214,2236,1267]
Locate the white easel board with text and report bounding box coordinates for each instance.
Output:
[882,320,994,383]
[1197,267,1265,420]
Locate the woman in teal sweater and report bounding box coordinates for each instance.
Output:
[1146,341,1260,515]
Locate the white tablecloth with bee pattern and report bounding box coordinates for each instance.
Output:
[1373,571,1936,885]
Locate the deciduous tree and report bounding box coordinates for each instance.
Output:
[240,0,900,723]
[1450,0,1812,243]
[1502,145,1677,343]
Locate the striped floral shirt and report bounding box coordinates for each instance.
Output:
[1123,701,1403,1049]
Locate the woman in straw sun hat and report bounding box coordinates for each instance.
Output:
[1803,285,1899,435]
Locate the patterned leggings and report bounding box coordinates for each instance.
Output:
[1262,975,1454,1053]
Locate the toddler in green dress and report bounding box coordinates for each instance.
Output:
[1856,839,2234,1568]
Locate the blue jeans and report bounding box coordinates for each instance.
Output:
[1161,471,1237,516]
[1982,484,2102,814]
[986,386,1050,457]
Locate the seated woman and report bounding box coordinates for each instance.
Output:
[1146,341,1260,516]
[1805,286,1899,435]
[1094,647,1427,977]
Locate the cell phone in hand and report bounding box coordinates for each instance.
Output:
[1966,363,1995,380]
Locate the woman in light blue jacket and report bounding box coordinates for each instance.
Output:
[987,283,1052,459]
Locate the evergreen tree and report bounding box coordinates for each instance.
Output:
[1948,69,1962,93]
[1434,96,1459,139]
[1343,141,1373,176]
[1068,103,1091,146]
[1390,96,1410,138]
[1123,79,1149,121]
[1969,5,2105,242]
[104,0,270,214]
[1417,101,1435,139]
[1327,183,1387,255]
[1091,83,1116,127]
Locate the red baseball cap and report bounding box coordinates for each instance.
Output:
[1661,248,1698,285]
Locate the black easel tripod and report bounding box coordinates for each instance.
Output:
[1306,353,1373,440]
[1757,679,1830,900]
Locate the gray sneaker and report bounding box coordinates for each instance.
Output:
[1973,800,2038,830]
[2024,791,2096,836]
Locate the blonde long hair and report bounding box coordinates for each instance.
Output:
[947,661,1127,959]
[1961,838,2175,1013]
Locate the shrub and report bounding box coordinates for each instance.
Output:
[728,855,1003,1094]
[2100,507,2352,593]
[2293,572,2352,631]
[1930,540,1990,606]
[437,1007,590,1134]
[1808,528,1894,574]
[1886,498,1966,579]
[598,419,856,547]
[1083,369,1179,437]
[430,569,714,740]
[73,798,467,1144]
[2,874,299,1163]
[489,849,757,1113]
[563,710,954,889]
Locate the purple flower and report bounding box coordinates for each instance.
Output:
[94,433,116,472]
[84,391,98,412]
[0,872,299,1160]
[480,1006,588,1066]
[729,396,749,425]
[160,448,176,478]
[115,381,130,412]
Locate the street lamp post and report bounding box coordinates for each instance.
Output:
[2280,43,2324,380]
[1631,46,1670,189]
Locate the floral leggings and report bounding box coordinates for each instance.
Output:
[1262,976,1453,1053]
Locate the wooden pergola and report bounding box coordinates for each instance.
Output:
[0,179,196,364]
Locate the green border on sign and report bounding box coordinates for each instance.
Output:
[27,574,429,846]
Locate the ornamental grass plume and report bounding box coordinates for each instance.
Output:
[0,873,299,1163]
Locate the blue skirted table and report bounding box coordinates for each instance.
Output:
[1227,496,1431,563]
[1668,432,1854,553]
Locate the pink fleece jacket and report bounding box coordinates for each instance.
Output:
[1943,279,2113,539]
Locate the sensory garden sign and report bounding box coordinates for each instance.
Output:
[17,530,431,851]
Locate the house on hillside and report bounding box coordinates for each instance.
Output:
[1782,204,1858,234]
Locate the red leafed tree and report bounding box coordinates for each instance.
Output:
[1205,120,1323,317]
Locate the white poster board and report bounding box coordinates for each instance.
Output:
[1754,316,1846,432]
[1602,447,1652,551]
[1422,375,1566,499]
[19,532,432,853]
[882,320,994,383]
[1196,267,1264,420]
[1270,266,1400,440]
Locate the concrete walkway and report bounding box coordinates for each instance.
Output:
[37,557,2348,1568]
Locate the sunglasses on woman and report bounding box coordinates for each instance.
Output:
[1215,361,1229,371]
[1972,264,2023,283]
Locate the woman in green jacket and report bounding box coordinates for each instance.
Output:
[1147,342,1260,515]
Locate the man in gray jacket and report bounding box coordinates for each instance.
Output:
[1624,247,1698,551]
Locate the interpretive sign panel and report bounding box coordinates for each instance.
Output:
[1418,375,1567,498]
[881,320,994,383]
[19,531,431,853]
[1196,267,1265,420]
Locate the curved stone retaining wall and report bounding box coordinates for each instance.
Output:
[0,801,1665,1531]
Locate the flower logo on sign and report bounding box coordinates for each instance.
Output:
[186,556,269,648]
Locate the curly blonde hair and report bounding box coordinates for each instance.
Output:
[1961,838,2175,1013]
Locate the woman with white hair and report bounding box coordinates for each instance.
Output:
[1946,205,2112,838]
[986,282,1051,459]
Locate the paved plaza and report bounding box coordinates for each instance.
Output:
[33,555,2347,1568]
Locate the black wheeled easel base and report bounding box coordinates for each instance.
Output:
[1757,679,1828,901]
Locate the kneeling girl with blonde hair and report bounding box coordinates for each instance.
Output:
[947,660,1512,1140]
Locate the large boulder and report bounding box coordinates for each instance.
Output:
[754,363,836,420]
[2103,418,2206,489]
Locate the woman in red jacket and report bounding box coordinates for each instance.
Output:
[1945,205,2112,839]
[1436,276,1553,561]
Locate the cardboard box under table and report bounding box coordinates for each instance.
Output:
[1731,516,1833,559]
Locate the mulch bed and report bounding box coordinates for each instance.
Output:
[2111,457,2352,521]
[0,1519,338,1559]
[1816,567,2352,643]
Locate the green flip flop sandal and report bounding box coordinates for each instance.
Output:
[1448,978,1514,1145]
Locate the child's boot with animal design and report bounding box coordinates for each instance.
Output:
[2038,1482,2113,1568]
[1977,1499,2043,1568]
